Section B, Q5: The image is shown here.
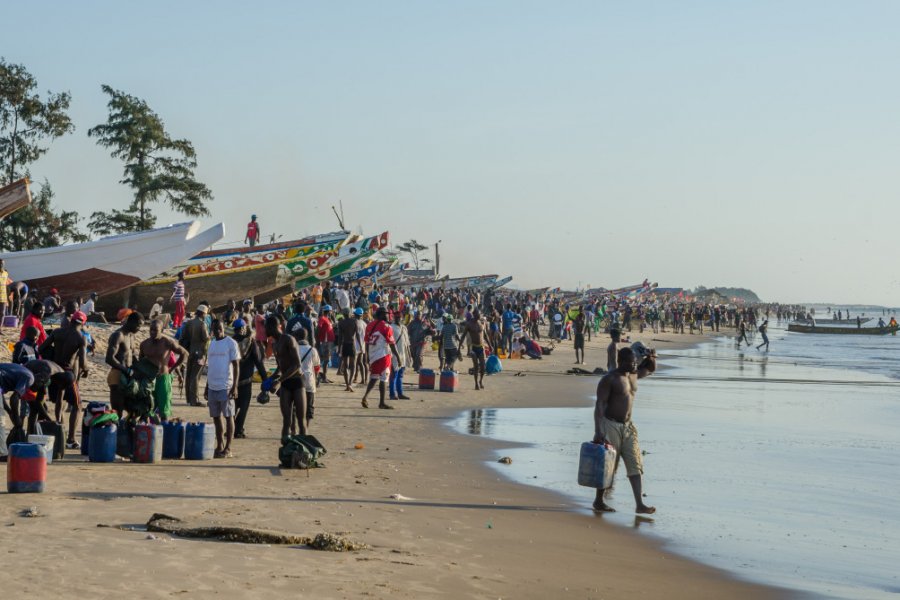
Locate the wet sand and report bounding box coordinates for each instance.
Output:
[452,324,900,599]
[0,323,787,599]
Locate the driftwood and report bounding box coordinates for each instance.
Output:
[144,513,367,551]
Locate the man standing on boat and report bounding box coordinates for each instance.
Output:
[245,214,260,247]
[593,345,657,514]
[171,271,188,329]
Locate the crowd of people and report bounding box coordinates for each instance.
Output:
[1,261,813,498]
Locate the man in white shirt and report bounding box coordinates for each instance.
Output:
[204,319,240,458]
[334,284,351,315]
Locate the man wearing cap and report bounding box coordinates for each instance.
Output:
[149,296,171,329]
[245,214,260,247]
[181,305,210,406]
[361,307,401,410]
[140,319,188,421]
[38,311,89,448]
[232,317,267,438]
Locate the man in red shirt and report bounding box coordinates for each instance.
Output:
[20,303,47,346]
[316,305,335,384]
[361,307,401,410]
[245,214,260,247]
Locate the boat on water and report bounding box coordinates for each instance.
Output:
[0,178,32,220]
[1,221,225,301]
[787,322,897,335]
[112,230,352,312]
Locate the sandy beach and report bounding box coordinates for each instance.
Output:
[0,324,787,600]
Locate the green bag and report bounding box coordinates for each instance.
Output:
[120,358,159,419]
[278,434,327,469]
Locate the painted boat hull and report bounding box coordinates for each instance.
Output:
[102,231,352,313]
[0,178,32,220]
[1,221,225,301]
[787,323,897,335]
[254,232,390,306]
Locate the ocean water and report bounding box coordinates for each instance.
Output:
[453,324,900,599]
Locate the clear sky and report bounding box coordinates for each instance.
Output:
[5,1,900,305]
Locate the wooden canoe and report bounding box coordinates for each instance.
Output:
[0,178,32,220]
[787,323,898,335]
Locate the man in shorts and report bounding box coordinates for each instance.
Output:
[204,319,239,458]
[106,312,143,418]
[592,346,657,514]
[265,315,307,439]
[460,308,487,390]
[39,311,89,449]
[140,319,187,421]
[573,310,587,365]
[361,307,401,410]
[337,307,361,391]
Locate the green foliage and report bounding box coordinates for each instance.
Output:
[0,58,74,183]
[0,59,83,250]
[395,239,431,270]
[693,286,761,303]
[0,180,89,252]
[88,84,212,233]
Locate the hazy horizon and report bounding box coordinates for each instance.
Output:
[5,1,899,305]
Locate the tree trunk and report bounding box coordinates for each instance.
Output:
[8,108,19,184]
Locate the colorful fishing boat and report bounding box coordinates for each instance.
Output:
[237,231,390,307]
[107,230,351,312]
[0,178,32,220]
[1,221,225,301]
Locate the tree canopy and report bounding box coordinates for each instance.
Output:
[0,58,74,183]
[396,239,431,270]
[0,58,83,249]
[87,84,212,233]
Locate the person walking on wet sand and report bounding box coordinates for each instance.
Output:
[736,320,750,347]
[593,346,657,514]
[756,320,770,352]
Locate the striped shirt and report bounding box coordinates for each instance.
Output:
[172,280,186,302]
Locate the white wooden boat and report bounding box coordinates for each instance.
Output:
[0,221,225,300]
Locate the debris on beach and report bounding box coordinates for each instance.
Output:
[389,493,414,501]
[354,443,365,449]
[498,456,513,464]
[19,507,42,518]
[142,513,367,551]
[309,533,368,552]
